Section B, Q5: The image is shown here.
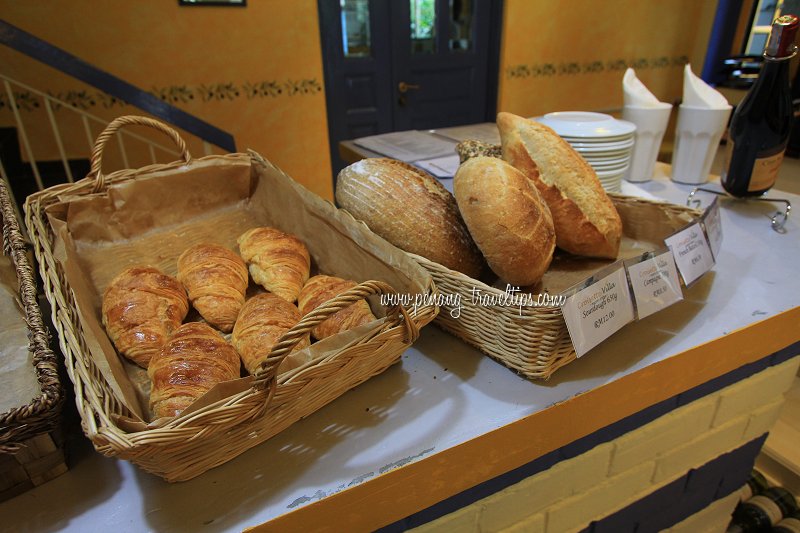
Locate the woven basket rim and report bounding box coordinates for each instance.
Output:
[0,179,63,452]
[21,139,437,460]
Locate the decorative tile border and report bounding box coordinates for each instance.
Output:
[0,78,323,112]
[505,55,689,79]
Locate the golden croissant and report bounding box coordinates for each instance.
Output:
[177,243,248,333]
[232,292,310,375]
[297,275,377,341]
[237,227,311,303]
[102,266,188,368]
[148,322,241,419]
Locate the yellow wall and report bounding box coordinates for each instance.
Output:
[1,1,333,199]
[2,1,719,200]
[497,0,719,118]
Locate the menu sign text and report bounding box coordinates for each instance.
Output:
[627,250,683,319]
[561,266,635,357]
[664,222,714,286]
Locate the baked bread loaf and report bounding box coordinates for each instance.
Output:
[454,157,556,285]
[237,227,311,303]
[297,275,377,341]
[336,158,484,278]
[102,266,188,368]
[456,139,502,163]
[177,244,248,333]
[231,292,310,375]
[497,112,622,259]
[148,322,240,419]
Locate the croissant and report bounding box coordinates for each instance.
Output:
[177,244,248,333]
[148,322,241,419]
[102,266,188,368]
[297,275,377,341]
[237,227,311,303]
[231,292,310,375]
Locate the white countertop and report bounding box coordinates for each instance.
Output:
[1,165,799,533]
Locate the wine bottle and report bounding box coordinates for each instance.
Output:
[775,509,800,533]
[721,14,799,197]
[740,469,770,501]
[728,486,799,532]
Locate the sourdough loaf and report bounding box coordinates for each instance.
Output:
[336,158,484,278]
[454,157,555,285]
[497,112,622,259]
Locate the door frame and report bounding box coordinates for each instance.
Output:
[317,0,504,181]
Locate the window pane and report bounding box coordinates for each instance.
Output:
[755,0,780,26]
[341,0,371,58]
[747,32,769,55]
[449,0,472,52]
[411,0,436,54]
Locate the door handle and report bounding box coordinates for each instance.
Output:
[398,81,421,93]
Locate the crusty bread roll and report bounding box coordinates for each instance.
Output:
[454,157,555,285]
[148,322,240,419]
[231,293,310,375]
[336,158,484,278]
[237,227,311,303]
[177,243,248,333]
[497,112,622,259]
[298,275,377,341]
[102,266,188,368]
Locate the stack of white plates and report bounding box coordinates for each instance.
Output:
[534,112,637,193]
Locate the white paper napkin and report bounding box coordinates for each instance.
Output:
[682,64,729,108]
[623,68,662,107]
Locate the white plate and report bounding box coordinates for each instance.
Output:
[583,153,632,164]
[568,137,635,149]
[571,140,635,153]
[562,132,635,144]
[534,111,637,138]
[590,161,629,172]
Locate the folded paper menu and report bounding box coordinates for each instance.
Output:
[682,64,730,108]
[353,131,457,163]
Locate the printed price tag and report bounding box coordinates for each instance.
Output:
[702,197,723,260]
[561,266,635,358]
[627,250,683,319]
[664,222,715,286]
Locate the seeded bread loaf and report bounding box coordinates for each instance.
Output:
[336,158,484,278]
[454,157,555,285]
[497,112,622,259]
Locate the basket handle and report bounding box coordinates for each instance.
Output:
[88,115,192,193]
[250,280,420,392]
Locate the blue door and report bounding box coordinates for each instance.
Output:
[318,0,503,174]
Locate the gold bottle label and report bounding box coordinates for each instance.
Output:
[748,149,784,191]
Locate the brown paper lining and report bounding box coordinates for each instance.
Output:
[46,153,429,424]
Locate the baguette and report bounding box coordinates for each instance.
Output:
[454,157,555,285]
[497,112,622,259]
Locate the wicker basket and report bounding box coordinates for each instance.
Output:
[412,194,701,380]
[0,179,66,501]
[23,116,437,482]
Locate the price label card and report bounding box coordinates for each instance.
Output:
[664,222,715,286]
[702,197,723,260]
[627,250,683,319]
[561,266,635,357]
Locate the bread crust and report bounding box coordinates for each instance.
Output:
[497,112,622,259]
[454,157,555,285]
[177,244,248,332]
[148,322,240,419]
[336,158,484,278]
[102,266,188,368]
[231,292,309,375]
[297,275,377,341]
[237,227,310,303]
